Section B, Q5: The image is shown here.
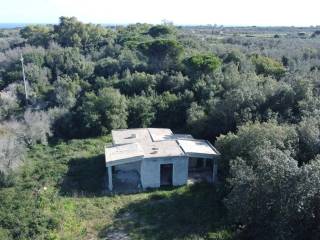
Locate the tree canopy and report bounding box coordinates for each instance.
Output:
[184,54,222,76]
[0,18,320,240]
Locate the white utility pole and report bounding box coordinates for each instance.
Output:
[20,53,28,101]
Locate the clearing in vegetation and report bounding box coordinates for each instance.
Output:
[0,136,232,240]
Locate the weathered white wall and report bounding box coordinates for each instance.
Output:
[140,156,188,189]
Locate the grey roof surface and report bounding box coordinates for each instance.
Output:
[141,140,185,158]
[105,143,144,166]
[177,139,219,158]
[148,128,173,141]
[112,128,152,145]
[106,128,219,166]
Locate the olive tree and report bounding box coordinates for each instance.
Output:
[148,25,174,37]
[127,95,155,128]
[216,121,298,179]
[78,87,128,136]
[0,121,25,174]
[251,54,286,79]
[138,39,184,72]
[183,54,222,77]
[226,146,300,240]
[53,75,81,109]
[23,110,52,146]
[297,116,320,163]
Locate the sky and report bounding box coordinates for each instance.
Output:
[1,0,320,26]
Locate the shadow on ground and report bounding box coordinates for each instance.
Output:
[59,154,106,196]
[99,183,232,240]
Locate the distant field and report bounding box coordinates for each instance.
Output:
[0,23,28,29]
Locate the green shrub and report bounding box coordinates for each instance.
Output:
[252,54,285,79]
[184,54,221,76]
[148,25,174,37]
[138,39,184,71]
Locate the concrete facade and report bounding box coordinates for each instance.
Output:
[113,156,189,189]
[140,156,188,188]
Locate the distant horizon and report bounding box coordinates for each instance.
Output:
[1,0,320,27]
[0,22,320,29]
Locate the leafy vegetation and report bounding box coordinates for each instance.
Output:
[0,136,232,239]
[217,121,320,239]
[0,17,320,239]
[251,54,286,79]
[183,54,222,76]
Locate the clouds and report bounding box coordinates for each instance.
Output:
[1,0,319,26]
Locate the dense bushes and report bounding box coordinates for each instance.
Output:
[0,17,320,239]
[217,121,320,240]
[0,188,59,239]
[76,87,128,136]
[0,110,52,171]
[148,25,174,37]
[252,54,286,79]
[183,54,221,76]
[0,19,316,143]
[138,39,183,71]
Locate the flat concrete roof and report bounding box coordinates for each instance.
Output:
[142,140,185,158]
[112,128,195,145]
[105,143,144,166]
[107,128,219,166]
[177,139,219,158]
[148,128,173,141]
[112,128,152,145]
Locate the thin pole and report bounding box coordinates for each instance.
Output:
[108,166,113,191]
[20,53,28,101]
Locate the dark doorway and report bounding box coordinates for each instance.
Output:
[188,158,214,184]
[160,164,173,186]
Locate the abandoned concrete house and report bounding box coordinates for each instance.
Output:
[105,128,220,191]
